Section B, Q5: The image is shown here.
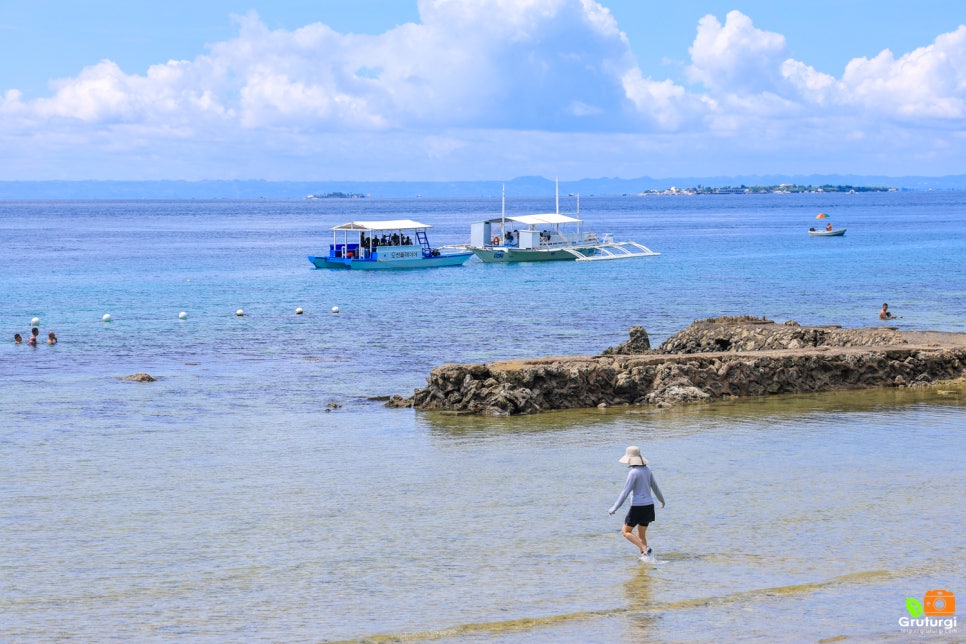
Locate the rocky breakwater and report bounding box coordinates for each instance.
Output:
[390,317,966,416]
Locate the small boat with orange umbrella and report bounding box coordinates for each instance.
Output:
[808,213,846,236]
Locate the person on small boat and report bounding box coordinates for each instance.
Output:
[879,303,896,320]
[826,223,833,231]
[608,446,666,561]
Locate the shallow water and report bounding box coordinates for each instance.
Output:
[1,192,964,641]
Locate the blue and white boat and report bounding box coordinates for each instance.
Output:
[308,219,473,270]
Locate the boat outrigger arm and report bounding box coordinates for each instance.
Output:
[563,238,660,261]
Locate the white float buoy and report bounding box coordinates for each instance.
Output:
[30,317,40,326]
[102,313,112,322]
[236,309,245,317]
[178,311,188,320]
[295,307,303,315]
[331,306,340,314]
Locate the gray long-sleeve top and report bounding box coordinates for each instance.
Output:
[609,465,665,514]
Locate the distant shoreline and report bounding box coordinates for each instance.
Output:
[306,191,367,199]
[642,183,897,196]
[1,175,964,199]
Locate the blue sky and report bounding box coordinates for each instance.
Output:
[1,0,965,181]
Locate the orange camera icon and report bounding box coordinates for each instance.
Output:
[924,589,955,616]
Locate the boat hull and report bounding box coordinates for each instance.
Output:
[809,229,847,236]
[470,247,595,262]
[308,252,472,270]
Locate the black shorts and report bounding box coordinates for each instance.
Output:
[624,504,656,527]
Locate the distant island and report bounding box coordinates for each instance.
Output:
[2,175,960,199]
[306,191,367,199]
[642,183,897,196]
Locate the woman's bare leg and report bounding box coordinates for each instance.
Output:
[621,523,646,553]
[637,524,650,551]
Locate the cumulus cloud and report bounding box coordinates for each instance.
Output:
[0,1,653,136]
[839,25,966,120]
[687,10,788,95]
[622,67,704,130]
[691,12,966,124]
[1,2,965,179]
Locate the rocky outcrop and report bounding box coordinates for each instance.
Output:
[392,318,966,415]
[601,326,651,355]
[655,316,906,353]
[120,372,156,382]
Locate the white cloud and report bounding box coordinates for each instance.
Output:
[780,60,838,106]
[683,11,966,136]
[30,59,224,125]
[840,25,966,120]
[686,10,788,95]
[779,25,966,124]
[1,3,966,179]
[5,1,675,137]
[621,67,704,130]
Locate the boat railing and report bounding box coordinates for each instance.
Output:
[540,232,575,247]
[538,231,601,247]
[331,243,361,258]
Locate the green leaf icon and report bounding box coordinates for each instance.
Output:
[906,597,925,617]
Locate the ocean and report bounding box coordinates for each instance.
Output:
[1,191,964,642]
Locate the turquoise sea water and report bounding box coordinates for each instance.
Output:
[1,192,964,642]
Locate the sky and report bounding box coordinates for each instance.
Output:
[1,0,965,181]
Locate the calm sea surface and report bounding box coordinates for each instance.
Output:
[1,192,964,642]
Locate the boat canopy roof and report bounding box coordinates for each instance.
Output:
[478,213,581,226]
[331,219,431,231]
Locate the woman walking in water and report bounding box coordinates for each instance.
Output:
[609,446,665,560]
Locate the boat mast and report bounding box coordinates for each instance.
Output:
[576,193,581,237]
[555,177,559,215]
[501,184,506,241]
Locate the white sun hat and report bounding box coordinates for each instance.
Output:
[618,445,647,466]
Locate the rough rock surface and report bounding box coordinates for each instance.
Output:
[390,318,966,416]
[121,372,156,382]
[654,317,906,354]
[601,326,650,354]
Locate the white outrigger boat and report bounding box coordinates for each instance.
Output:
[467,188,659,263]
[308,219,472,270]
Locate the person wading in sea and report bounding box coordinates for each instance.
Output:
[879,303,898,320]
[608,446,666,561]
